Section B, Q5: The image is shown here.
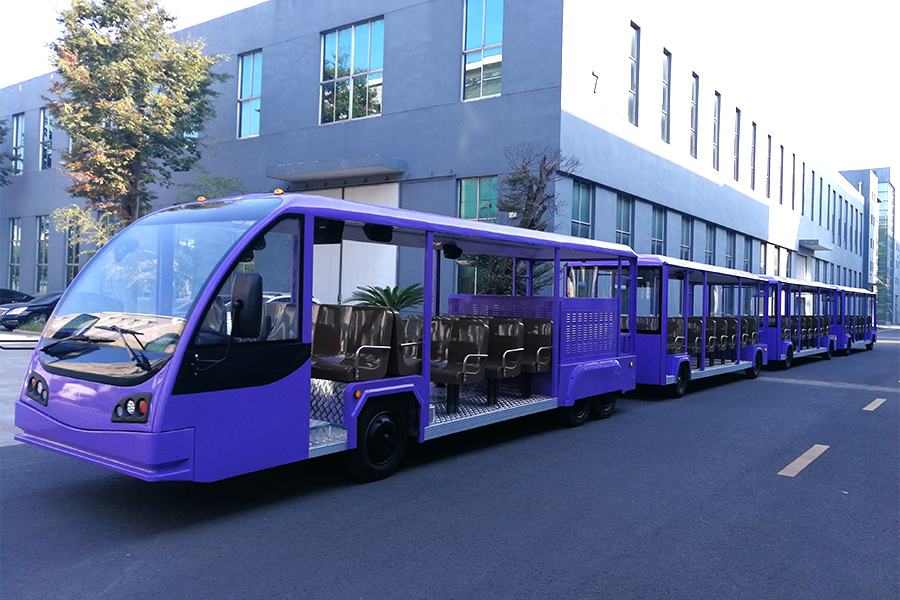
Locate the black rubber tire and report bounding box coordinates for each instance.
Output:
[556,397,590,427]
[822,341,833,360]
[866,342,874,351]
[345,401,407,482]
[2,325,14,331]
[745,352,762,379]
[26,313,46,326]
[670,362,690,398]
[589,394,617,420]
[781,346,793,370]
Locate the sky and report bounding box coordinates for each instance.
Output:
[2,0,897,177]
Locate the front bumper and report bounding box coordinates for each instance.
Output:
[15,401,194,482]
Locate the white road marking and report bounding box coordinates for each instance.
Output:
[778,444,830,477]
[863,398,887,411]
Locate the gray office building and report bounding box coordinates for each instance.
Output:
[1,1,895,321]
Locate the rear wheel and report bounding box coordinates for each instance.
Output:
[745,352,762,379]
[589,394,617,420]
[345,401,407,482]
[823,341,833,360]
[866,342,874,351]
[670,362,690,398]
[556,397,590,427]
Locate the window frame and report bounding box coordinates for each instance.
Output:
[651,205,666,255]
[39,108,53,171]
[712,91,721,170]
[661,49,671,143]
[616,194,634,247]
[680,216,692,261]
[8,218,21,290]
[36,215,50,294]
[11,113,24,175]
[689,73,699,158]
[571,180,593,239]
[321,18,385,124]
[237,50,263,138]
[628,22,641,126]
[463,0,503,101]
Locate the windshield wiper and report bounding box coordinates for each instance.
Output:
[97,325,151,372]
[41,315,113,352]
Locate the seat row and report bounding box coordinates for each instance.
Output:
[310,305,553,412]
[672,316,758,365]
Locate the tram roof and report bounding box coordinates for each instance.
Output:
[636,255,767,284]
[761,275,841,292]
[196,193,639,262]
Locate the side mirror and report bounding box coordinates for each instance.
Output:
[231,273,263,338]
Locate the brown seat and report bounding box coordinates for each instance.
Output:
[483,318,525,403]
[667,317,685,354]
[260,302,298,341]
[311,304,393,382]
[388,313,423,376]
[431,316,488,413]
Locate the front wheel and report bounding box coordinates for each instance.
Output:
[670,362,690,398]
[781,346,793,370]
[866,342,874,351]
[556,397,590,427]
[822,341,833,360]
[345,401,408,482]
[589,394,617,420]
[745,352,762,379]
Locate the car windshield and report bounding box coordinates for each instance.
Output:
[25,293,61,305]
[42,198,280,379]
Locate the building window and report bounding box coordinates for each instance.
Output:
[628,22,640,125]
[651,206,665,254]
[725,231,735,269]
[785,249,792,278]
[661,49,671,143]
[571,181,592,238]
[791,153,796,210]
[616,194,633,247]
[778,145,784,204]
[11,113,25,175]
[733,108,740,181]
[689,73,699,158]
[801,162,806,216]
[322,19,384,123]
[66,226,80,286]
[36,216,50,294]
[705,223,715,265]
[750,121,756,190]
[772,245,780,276]
[818,176,823,225]
[743,236,752,272]
[463,0,503,100]
[8,218,21,289]
[765,135,772,198]
[459,176,498,222]
[759,241,766,275]
[680,216,692,261]
[40,108,53,170]
[238,50,262,137]
[712,91,721,170]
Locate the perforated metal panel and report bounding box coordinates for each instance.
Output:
[562,298,616,361]
[448,295,554,319]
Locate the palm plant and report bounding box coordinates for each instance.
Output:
[347,283,424,310]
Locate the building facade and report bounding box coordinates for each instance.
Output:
[1,0,895,320]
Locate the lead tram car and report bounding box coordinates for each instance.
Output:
[16,193,638,482]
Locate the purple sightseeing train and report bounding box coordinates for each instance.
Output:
[15,193,638,482]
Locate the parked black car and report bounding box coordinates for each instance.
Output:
[0,292,63,330]
[0,288,34,306]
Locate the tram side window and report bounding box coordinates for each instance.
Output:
[668,276,684,318]
[195,218,302,345]
[635,267,661,332]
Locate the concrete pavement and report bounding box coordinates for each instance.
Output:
[0,329,38,446]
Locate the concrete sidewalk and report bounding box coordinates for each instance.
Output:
[0,328,40,350]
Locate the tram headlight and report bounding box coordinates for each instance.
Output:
[25,372,49,406]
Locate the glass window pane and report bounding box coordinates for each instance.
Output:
[239,101,251,136]
[484,0,503,46]
[353,75,367,118]
[252,52,262,97]
[464,52,483,100]
[580,192,591,222]
[482,48,501,96]
[337,27,352,78]
[321,82,335,123]
[465,0,484,51]
[370,19,384,72]
[249,97,261,136]
[354,23,369,75]
[460,179,478,218]
[323,32,337,80]
[335,79,350,121]
[241,54,253,98]
[367,73,383,116]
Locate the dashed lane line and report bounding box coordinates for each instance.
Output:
[863,398,887,411]
[778,444,830,477]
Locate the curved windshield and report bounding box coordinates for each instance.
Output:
[42,198,281,381]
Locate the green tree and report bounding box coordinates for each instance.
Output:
[464,143,581,295]
[0,119,12,187]
[51,204,121,257]
[46,0,228,224]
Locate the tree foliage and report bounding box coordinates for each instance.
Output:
[347,284,425,311]
[51,204,121,257]
[464,143,581,295]
[0,119,11,187]
[176,169,247,204]
[46,0,227,224]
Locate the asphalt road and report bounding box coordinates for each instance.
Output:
[1,330,897,599]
